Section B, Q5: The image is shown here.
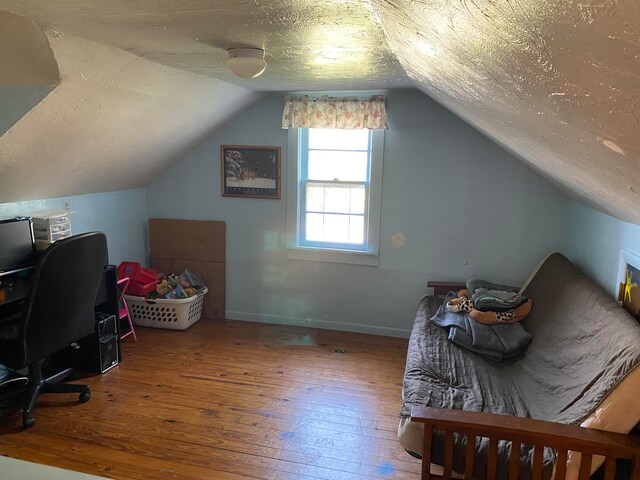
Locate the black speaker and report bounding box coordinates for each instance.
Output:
[76,313,119,374]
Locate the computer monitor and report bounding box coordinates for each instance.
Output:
[0,217,37,277]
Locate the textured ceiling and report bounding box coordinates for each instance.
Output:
[0,0,409,204]
[0,28,260,202]
[1,0,639,227]
[0,0,411,92]
[370,0,640,224]
[0,10,58,87]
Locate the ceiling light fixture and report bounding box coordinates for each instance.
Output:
[227,48,267,79]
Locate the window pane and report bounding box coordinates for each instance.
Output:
[323,214,350,243]
[308,150,368,181]
[348,215,365,244]
[324,186,351,214]
[305,213,325,242]
[305,213,365,245]
[308,128,370,151]
[306,184,325,212]
[350,187,365,214]
[305,183,366,214]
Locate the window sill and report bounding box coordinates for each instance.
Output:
[286,245,379,266]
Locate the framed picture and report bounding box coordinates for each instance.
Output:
[617,249,640,321]
[221,145,281,199]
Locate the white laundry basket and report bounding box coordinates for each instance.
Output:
[125,287,208,331]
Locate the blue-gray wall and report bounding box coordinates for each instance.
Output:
[0,189,148,266]
[146,89,570,336]
[1,87,633,337]
[0,86,55,136]
[564,202,640,295]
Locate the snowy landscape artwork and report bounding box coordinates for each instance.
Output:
[221,145,281,199]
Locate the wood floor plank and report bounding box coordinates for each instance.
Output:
[24,405,419,472]
[0,319,419,479]
[126,357,405,397]
[37,422,419,479]
[84,375,404,434]
[97,368,406,416]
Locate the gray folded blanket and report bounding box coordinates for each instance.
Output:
[431,292,532,361]
[472,288,528,312]
[466,278,515,294]
[467,279,528,312]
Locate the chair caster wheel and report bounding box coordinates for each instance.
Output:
[79,391,90,403]
[22,412,35,429]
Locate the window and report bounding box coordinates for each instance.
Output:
[287,127,384,266]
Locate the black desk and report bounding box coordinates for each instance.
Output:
[0,265,122,364]
[0,274,32,308]
[0,273,33,336]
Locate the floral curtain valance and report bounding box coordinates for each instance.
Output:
[282,95,388,130]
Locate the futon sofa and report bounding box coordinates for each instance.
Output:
[399,253,640,479]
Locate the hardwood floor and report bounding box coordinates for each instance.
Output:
[0,319,420,479]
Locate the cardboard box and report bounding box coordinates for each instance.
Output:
[149,219,226,320]
[149,219,225,263]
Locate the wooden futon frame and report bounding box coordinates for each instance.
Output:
[413,405,640,480]
[416,282,640,480]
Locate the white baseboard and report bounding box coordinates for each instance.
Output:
[225,310,411,338]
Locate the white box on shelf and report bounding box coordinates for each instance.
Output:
[22,209,75,244]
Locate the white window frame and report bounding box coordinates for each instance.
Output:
[287,127,384,266]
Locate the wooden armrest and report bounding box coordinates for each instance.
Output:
[427,281,520,296]
[411,405,640,458]
[411,406,640,479]
[427,282,467,296]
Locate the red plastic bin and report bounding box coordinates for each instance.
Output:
[127,279,157,296]
[117,261,141,282]
[117,262,158,296]
[137,268,157,284]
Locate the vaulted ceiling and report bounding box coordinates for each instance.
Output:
[0,1,638,224]
[371,0,640,224]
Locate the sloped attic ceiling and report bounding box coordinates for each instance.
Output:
[0,0,410,92]
[0,10,58,137]
[1,1,638,226]
[1,32,263,202]
[0,10,58,87]
[0,10,260,203]
[0,1,409,203]
[370,0,640,224]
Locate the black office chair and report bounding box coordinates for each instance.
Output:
[0,232,107,428]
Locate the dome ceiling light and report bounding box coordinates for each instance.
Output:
[227,48,267,79]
